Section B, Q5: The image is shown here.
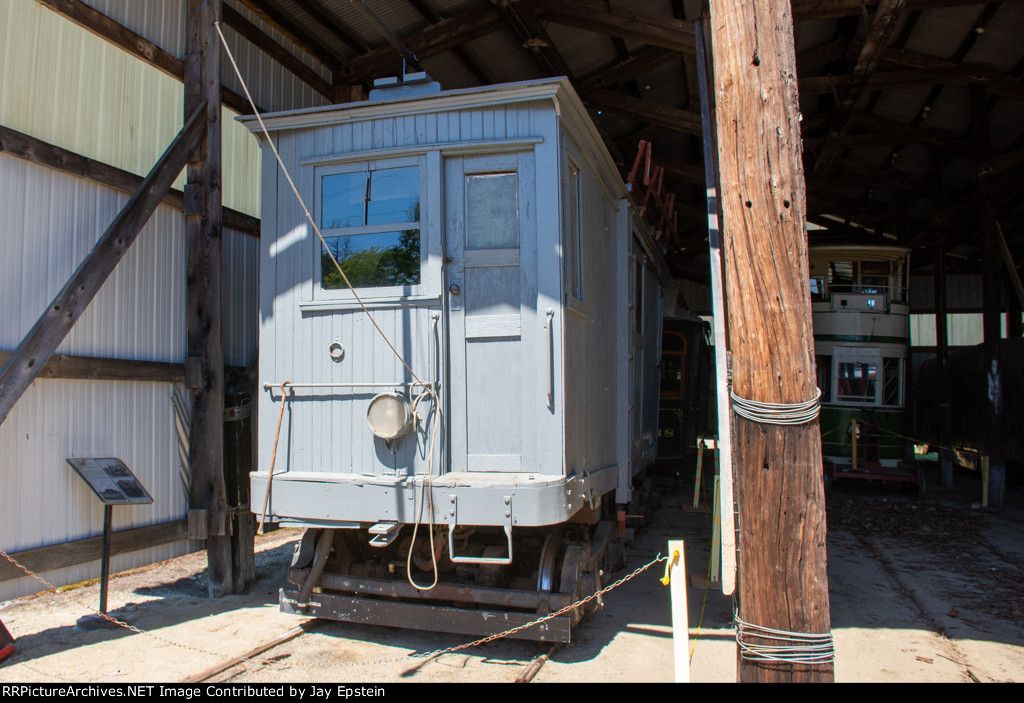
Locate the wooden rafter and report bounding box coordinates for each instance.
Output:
[0,103,208,427]
[582,47,680,90]
[812,0,907,177]
[222,3,332,99]
[406,0,492,85]
[527,0,695,54]
[580,87,702,135]
[496,0,576,81]
[796,39,849,74]
[291,0,368,55]
[800,65,1024,101]
[791,0,988,21]
[0,125,260,237]
[234,0,343,70]
[34,0,258,114]
[335,4,504,83]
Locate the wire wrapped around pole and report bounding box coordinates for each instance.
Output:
[735,616,835,664]
[730,388,822,425]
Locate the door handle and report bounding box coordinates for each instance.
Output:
[449,284,461,295]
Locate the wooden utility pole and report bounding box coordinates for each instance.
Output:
[706,0,833,682]
[185,0,237,596]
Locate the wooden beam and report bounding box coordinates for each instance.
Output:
[800,65,1024,100]
[663,161,707,186]
[233,0,342,70]
[407,0,492,85]
[796,39,848,74]
[221,2,332,99]
[706,0,832,682]
[582,47,681,90]
[791,0,982,21]
[972,83,1006,509]
[529,0,696,54]
[290,0,368,55]
[813,0,906,177]
[829,158,931,195]
[186,0,233,597]
[0,519,189,585]
[335,5,504,84]
[34,0,258,115]
[497,1,576,81]
[0,104,207,428]
[0,125,260,237]
[977,144,1024,178]
[0,351,183,383]
[580,87,703,135]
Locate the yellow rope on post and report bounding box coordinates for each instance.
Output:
[258,381,293,535]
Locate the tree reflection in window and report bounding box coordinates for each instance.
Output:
[322,227,420,289]
[320,165,421,290]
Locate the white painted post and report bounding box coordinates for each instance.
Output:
[668,539,690,683]
[692,440,705,508]
[711,476,721,584]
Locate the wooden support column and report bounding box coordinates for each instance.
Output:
[971,84,1005,509]
[932,148,954,487]
[934,238,954,487]
[706,0,833,683]
[185,0,240,597]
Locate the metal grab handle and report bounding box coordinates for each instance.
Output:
[545,308,555,410]
[448,525,513,565]
[430,312,440,385]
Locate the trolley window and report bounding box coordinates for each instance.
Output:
[318,161,422,293]
[836,360,878,404]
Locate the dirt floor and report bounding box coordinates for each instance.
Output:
[1,462,1022,684]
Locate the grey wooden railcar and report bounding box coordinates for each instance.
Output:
[241,76,667,641]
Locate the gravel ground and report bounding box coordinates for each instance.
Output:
[1,463,1021,683]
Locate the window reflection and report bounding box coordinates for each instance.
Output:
[320,164,421,291]
[322,230,420,289]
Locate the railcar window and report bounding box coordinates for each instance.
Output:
[660,331,687,397]
[466,172,519,249]
[564,162,584,301]
[836,360,878,404]
[320,165,421,290]
[882,357,901,406]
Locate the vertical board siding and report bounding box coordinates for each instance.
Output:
[1,0,263,217]
[562,131,621,482]
[257,104,542,481]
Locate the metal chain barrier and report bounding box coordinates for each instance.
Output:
[2,546,671,678]
[0,547,226,660]
[411,553,670,659]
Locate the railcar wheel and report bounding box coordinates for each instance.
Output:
[537,535,566,592]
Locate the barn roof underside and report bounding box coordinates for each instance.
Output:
[229,0,1024,284]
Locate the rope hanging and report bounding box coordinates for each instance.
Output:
[735,616,835,665]
[730,388,821,425]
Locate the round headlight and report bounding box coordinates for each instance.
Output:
[367,392,414,440]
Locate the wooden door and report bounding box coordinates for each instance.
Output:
[444,152,536,473]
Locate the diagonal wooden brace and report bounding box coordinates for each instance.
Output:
[0,102,208,427]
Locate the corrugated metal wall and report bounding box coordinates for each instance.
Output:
[0,0,284,598]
